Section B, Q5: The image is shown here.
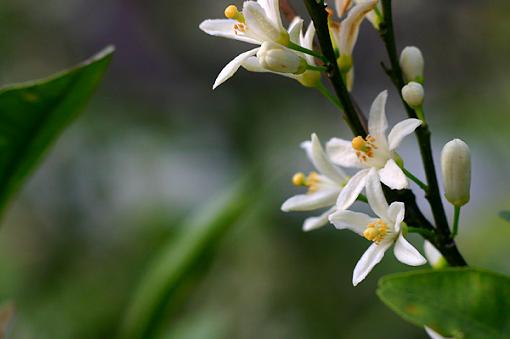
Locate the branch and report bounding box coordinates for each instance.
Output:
[303,0,367,137]
[379,0,466,266]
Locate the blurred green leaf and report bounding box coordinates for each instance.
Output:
[499,210,510,222]
[0,46,114,215]
[118,175,259,339]
[377,268,510,338]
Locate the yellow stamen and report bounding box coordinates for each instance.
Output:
[224,5,245,23]
[352,136,366,151]
[292,172,306,186]
[291,171,321,192]
[363,219,389,244]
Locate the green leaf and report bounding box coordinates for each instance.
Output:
[117,175,259,339]
[499,210,510,223]
[377,268,510,338]
[0,46,114,214]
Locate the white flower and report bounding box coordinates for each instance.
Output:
[282,133,348,231]
[329,169,426,286]
[199,0,291,89]
[441,139,471,207]
[243,17,321,87]
[326,90,422,209]
[335,0,382,30]
[329,0,378,90]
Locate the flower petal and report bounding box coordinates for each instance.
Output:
[387,118,422,150]
[336,169,369,210]
[199,19,260,44]
[303,206,336,232]
[353,241,392,286]
[424,241,443,267]
[329,209,374,235]
[302,22,316,65]
[335,0,352,17]
[338,0,377,56]
[393,234,427,266]
[243,1,282,42]
[301,134,347,184]
[387,201,405,232]
[326,137,362,168]
[378,159,408,190]
[213,48,259,89]
[368,90,388,138]
[257,0,285,33]
[288,16,303,44]
[281,189,339,212]
[366,169,389,219]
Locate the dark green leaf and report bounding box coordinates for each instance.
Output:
[499,210,510,222]
[118,175,259,339]
[0,46,114,214]
[377,268,510,338]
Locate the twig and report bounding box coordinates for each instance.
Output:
[379,0,466,266]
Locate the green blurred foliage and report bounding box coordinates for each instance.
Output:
[378,268,510,338]
[0,1,509,338]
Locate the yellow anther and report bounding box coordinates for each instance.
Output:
[364,219,389,244]
[224,5,245,23]
[363,228,378,241]
[352,136,366,151]
[292,172,306,186]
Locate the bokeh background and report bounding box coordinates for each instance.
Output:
[1,1,510,338]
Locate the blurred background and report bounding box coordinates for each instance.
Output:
[1,0,510,338]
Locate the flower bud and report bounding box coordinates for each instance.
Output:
[441,139,471,207]
[424,241,447,269]
[399,46,424,83]
[257,42,307,74]
[401,81,424,108]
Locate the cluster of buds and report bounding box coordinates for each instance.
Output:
[400,46,425,111]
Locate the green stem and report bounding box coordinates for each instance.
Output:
[287,41,328,63]
[452,206,461,238]
[379,0,466,266]
[306,64,328,72]
[402,167,428,192]
[316,82,344,110]
[303,0,367,137]
[357,194,368,204]
[407,226,435,239]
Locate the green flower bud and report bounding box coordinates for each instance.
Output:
[441,139,471,207]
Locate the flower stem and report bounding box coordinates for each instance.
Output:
[407,226,435,238]
[452,205,461,238]
[402,167,428,192]
[287,41,328,63]
[316,82,344,111]
[303,0,367,137]
[379,0,466,266]
[306,64,328,72]
[357,194,368,204]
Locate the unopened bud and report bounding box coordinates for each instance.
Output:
[401,82,424,108]
[400,46,424,83]
[257,42,306,74]
[424,241,447,269]
[441,139,471,207]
